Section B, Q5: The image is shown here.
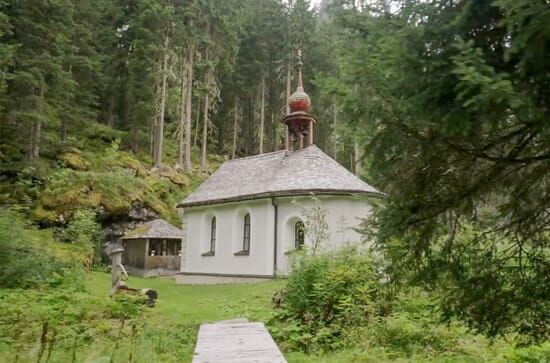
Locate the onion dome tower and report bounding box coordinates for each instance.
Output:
[284,49,316,150]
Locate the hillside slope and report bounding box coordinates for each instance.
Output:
[0,123,223,241]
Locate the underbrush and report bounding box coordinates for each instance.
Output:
[271,248,550,362]
[0,208,87,288]
[0,209,196,362]
[0,286,197,363]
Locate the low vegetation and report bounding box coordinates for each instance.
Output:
[0,211,282,362]
[273,249,550,362]
[1,215,548,363]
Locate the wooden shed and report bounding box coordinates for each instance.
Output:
[121,219,183,277]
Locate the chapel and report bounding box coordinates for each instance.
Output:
[177,53,381,283]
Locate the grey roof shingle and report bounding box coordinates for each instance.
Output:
[180,145,381,207]
[121,219,183,240]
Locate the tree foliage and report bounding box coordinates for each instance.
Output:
[324,0,549,340]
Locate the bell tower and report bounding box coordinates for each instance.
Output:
[284,50,316,151]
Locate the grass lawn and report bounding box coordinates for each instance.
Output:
[6,272,543,362]
[85,272,379,363]
[86,271,285,325]
[83,272,286,362]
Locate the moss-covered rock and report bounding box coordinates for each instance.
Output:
[30,205,58,224]
[5,125,211,228]
[150,166,191,186]
[58,150,91,170]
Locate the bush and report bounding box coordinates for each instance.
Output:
[275,248,387,351]
[0,286,150,362]
[62,209,102,267]
[0,208,84,288]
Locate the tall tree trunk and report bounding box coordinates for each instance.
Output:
[332,100,337,159]
[183,41,194,172]
[271,112,275,151]
[131,127,139,154]
[259,73,265,154]
[28,122,35,160]
[177,62,187,168]
[154,33,170,169]
[61,65,72,143]
[232,97,238,159]
[151,113,158,159]
[200,47,210,172]
[354,142,364,176]
[106,94,115,128]
[286,59,291,115]
[193,95,201,148]
[200,91,209,171]
[32,118,41,158]
[31,87,44,159]
[150,78,160,159]
[285,59,291,150]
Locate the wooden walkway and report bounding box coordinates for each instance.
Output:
[192,322,287,363]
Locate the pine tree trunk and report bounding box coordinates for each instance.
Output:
[31,87,44,159]
[28,122,35,160]
[177,62,187,168]
[285,59,291,150]
[354,142,364,176]
[333,100,337,159]
[271,112,276,151]
[32,119,41,158]
[61,65,72,143]
[106,96,115,128]
[259,73,265,154]
[154,33,170,168]
[232,97,238,159]
[151,113,158,159]
[200,44,210,172]
[286,59,291,115]
[150,79,159,159]
[200,91,209,171]
[193,95,201,148]
[131,127,139,154]
[183,42,194,172]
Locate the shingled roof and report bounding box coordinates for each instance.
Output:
[179,145,381,208]
[121,219,183,240]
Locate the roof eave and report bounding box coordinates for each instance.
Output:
[178,189,385,208]
[121,235,182,240]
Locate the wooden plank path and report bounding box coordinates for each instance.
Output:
[192,322,287,363]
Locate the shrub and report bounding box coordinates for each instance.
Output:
[62,209,103,268]
[275,248,387,351]
[0,208,84,288]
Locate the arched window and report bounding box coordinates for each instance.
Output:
[243,213,251,252]
[295,221,305,249]
[210,217,216,253]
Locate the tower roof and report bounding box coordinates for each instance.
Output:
[288,49,311,113]
[179,145,382,208]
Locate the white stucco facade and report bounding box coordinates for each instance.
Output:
[180,195,372,277]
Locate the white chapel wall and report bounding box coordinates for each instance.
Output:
[182,199,275,277]
[181,194,373,278]
[275,195,372,275]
